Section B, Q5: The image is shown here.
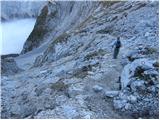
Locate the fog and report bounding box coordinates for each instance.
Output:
[0,19,36,55]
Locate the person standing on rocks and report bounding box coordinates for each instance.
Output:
[112,37,122,59]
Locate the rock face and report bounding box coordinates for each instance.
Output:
[21,1,101,54]
[1,1,159,119]
[1,57,22,75]
[22,1,158,66]
[114,58,159,118]
[120,58,157,89]
[1,1,45,21]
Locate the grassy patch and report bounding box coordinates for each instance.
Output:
[50,81,68,92]
[145,47,157,54]
[133,66,145,80]
[44,32,70,55]
[96,28,113,34]
[73,15,94,35]
[133,66,158,81]
[53,33,70,45]
[100,1,120,8]
[85,49,106,60]
[153,61,159,68]
[73,65,92,79]
[77,15,93,30]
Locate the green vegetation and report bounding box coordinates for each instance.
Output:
[23,5,49,53]
[153,61,159,68]
[96,28,113,34]
[53,33,70,44]
[85,49,106,60]
[100,1,120,7]
[133,66,158,81]
[50,81,68,92]
[145,47,157,54]
[133,66,145,80]
[44,32,70,56]
[73,15,94,35]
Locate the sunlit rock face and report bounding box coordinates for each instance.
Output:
[1,1,45,21]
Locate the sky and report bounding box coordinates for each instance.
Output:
[0,18,36,55]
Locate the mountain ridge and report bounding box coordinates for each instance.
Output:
[1,1,159,119]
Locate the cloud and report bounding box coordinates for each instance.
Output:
[0,19,36,55]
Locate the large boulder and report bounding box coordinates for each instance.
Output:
[120,58,157,89]
[113,58,159,118]
[125,46,158,62]
[1,57,23,75]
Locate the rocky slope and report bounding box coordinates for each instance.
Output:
[1,1,45,21]
[1,1,159,119]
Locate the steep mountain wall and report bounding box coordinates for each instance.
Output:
[25,1,158,67]
[21,1,101,54]
[1,1,45,21]
[1,1,159,119]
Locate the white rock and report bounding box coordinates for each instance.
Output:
[92,85,103,92]
[128,95,137,103]
[68,84,84,97]
[124,103,131,110]
[121,58,155,89]
[104,91,119,98]
[40,70,47,74]
[130,80,145,92]
[62,105,78,118]
[113,99,127,109]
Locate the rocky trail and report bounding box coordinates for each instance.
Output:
[1,50,124,118]
[1,1,159,119]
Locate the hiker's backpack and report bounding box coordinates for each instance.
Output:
[116,40,121,48]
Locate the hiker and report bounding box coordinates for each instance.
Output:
[112,37,122,59]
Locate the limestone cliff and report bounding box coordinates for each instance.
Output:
[1,1,159,119]
[21,1,100,53]
[1,1,45,21]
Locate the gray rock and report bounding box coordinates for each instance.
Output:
[120,58,156,89]
[93,85,103,93]
[113,99,127,109]
[127,95,137,103]
[1,57,23,75]
[104,90,119,98]
[130,80,146,92]
[1,1,159,119]
[68,84,84,98]
[61,105,79,118]
[144,69,158,76]
[114,58,159,118]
